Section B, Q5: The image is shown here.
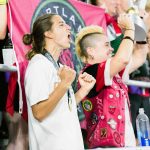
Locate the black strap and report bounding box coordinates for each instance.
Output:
[42,49,59,70]
[123,36,134,44]
[42,49,72,111]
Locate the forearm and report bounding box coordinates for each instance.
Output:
[129,44,148,74]
[75,87,90,104]
[0,4,7,39]
[115,30,134,63]
[110,30,135,77]
[32,81,69,122]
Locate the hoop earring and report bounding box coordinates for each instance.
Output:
[90,55,94,60]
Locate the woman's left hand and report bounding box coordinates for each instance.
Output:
[78,72,96,92]
[75,72,96,103]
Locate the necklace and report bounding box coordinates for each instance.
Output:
[42,49,72,111]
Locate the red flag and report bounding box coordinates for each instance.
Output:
[7,0,106,120]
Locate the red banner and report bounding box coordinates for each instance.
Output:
[7,0,106,120]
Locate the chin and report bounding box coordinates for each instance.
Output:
[65,43,71,49]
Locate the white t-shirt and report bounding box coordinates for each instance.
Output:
[104,59,136,147]
[24,54,84,150]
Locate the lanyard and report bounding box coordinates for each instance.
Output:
[42,49,72,111]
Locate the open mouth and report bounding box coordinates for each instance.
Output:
[67,33,72,42]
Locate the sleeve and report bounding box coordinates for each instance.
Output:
[25,61,53,106]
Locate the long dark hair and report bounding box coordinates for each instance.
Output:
[23,13,56,60]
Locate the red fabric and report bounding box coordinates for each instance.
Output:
[5,64,28,121]
[5,72,17,116]
[105,13,122,36]
[96,62,105,92]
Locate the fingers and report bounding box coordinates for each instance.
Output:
[58,65,76,85]
[117,13,134,30]
[79,72,96,83]
[58,65,75,74]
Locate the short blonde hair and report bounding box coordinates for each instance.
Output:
[146,0,150,12]
[75,25,104,63]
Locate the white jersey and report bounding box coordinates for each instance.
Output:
[25,54,84,150]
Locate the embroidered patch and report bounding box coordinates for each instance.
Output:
[82,99,93,111]
[91,112,98,124]
[100,128,107,139]
[113,132,121,144]
[109,106,116,114]
[107,118,117,130]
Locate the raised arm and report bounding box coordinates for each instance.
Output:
[129,10,150,74]
[110,14,135,78]
[128,43,149,74]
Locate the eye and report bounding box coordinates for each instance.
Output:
[60,23,64,26]
[105,42,110,47]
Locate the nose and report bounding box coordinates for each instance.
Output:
[109,46,114,52]
[66,24,71,30]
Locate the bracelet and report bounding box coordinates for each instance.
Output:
[136,41,147,44]
[125,28,135,32]
[123,36,134,44]
[0,0,7,4]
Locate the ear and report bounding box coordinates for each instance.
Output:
[86,47,95,56]
[44,31,53,39]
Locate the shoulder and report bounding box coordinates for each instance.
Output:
[27,54,53,70]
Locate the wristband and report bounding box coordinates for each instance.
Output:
[136,41,147,44]
[0,0,7,5]
[123,36,134,44]
[125,28,135,32]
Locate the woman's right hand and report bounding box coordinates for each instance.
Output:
[58,65,76,88]
[117,13,135,31]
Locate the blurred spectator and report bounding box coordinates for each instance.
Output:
[128,0,150,140]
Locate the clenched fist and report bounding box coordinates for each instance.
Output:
[78,72,96,93]
[58,65,76,88]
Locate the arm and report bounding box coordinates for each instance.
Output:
[129,43,149,74]
[110,14,135,78]
[147,30,150,62]
[75,72,96,104]
[0,4,7,39]
[32,65,76,122]
[32,81,70,122]
[129,25,150,73]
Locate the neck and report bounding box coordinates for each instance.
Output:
[44,45,61,62]
[87,59,96,65]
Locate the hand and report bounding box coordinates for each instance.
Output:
[58,65,76,88]
[75,72,96,103]
[78,72,96,93]
[117,13,135,30]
